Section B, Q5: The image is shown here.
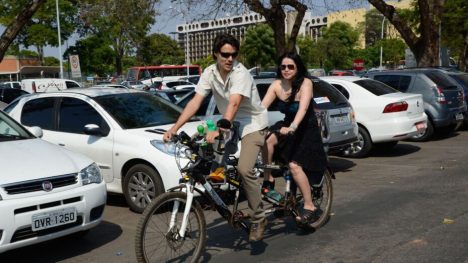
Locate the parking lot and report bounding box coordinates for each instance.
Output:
[1,129,467,262]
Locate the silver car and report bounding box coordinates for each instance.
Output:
[175,77,358,154]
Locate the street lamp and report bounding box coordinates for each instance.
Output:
[55,0,63,78]
[379,16,385,70]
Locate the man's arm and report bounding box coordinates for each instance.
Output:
[224,94,243,121]
[163,93,204,141]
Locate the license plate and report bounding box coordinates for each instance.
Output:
[333,116,349,124]
[32,207,77,231]
[455,113,464,121]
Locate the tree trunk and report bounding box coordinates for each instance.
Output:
[0,0,46,62]
[36,45,44,66]
[368,0,445,67]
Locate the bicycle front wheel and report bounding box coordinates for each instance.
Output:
[309,168,333,229]
[135,191,206,263]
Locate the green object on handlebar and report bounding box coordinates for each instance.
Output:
[206,119,216,131]
[197,124,205,135]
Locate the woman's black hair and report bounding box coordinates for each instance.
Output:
[276,52,310,103]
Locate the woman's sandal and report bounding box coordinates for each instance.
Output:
[296,209,320,227]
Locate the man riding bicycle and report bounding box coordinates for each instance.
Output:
[163,34,269,242]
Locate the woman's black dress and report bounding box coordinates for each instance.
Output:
[270,100,328,183]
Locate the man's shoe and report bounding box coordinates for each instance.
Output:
[249,218,268,242]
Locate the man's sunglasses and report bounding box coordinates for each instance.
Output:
[219,51,238,59]
[280,64,296,70]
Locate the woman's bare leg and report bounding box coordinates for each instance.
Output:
[262,133,278,184]
[289,162,315,212]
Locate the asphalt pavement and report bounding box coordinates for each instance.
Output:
[1,129,467,263]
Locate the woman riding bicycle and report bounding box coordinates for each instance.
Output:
[261,52,328,226]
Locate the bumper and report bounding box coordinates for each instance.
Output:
[0,181,106,253]
[367,114,428,142]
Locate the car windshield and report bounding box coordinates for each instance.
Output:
[354,79,399,95]
[94,92,188,129]
[0,110,32,141]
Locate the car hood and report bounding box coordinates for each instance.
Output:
[128,120,206,139]
[0,139,92,185]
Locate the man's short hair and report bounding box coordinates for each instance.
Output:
[212,34,240,56]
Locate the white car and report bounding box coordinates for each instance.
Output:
[0,110,106,253]
[4,88,202,213]
[320,76,427,158]
[148,80,196,91]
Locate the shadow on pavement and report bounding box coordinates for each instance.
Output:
[328,157,356,173]
[106,193,129,208]
[0,220,123,263]
[371,142,421,157]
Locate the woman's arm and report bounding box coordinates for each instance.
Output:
[290,78,313,129]
[261,80,279,109]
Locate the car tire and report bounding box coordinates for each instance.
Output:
[342,126,372,158]
[123,164,164,213]
[410,119,434,142]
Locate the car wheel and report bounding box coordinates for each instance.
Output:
[123,164,164,213]
[410,119,434,142]
[342,126,372,158]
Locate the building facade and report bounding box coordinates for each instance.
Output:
[0,56,60,82]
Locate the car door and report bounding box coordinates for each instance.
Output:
[20,96,115,183]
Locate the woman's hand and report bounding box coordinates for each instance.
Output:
[279,127,294,135]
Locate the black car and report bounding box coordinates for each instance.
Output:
[0,87,29,109]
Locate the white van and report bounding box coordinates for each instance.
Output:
[21,78,81,93]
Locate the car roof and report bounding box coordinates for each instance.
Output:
[24,88,143,97]
[320,76,363,82]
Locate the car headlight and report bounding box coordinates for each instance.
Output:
[80,163,102,185]
[151,140,177,155]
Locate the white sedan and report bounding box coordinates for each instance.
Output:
[0,110,106,253]
[4,88,202,213]
[320,76,427,158]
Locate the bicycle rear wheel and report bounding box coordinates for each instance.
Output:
[135,191,206,263]
[309,168,333,229]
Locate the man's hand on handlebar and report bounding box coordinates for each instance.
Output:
[163,127,177,142]
[206,130,220,144]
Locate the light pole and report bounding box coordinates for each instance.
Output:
[55,0,63,78]
[169,3,190,78]
[379,16,385,70]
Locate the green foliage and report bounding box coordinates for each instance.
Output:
[240,24,276,69]
[192,55,215,71]
[43,56,59,66]
[0,0,78,61]
[136,33,184,65]
[296,36,324,68]
[65,35,115,76]
[442,0,468,69]
[319,21,360,71]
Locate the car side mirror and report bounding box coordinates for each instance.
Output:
[28,126,43,138]
[83,124,103,136]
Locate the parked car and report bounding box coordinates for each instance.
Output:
[444,72,468,126]
[253,71,277,79]
[4,88,202,213]
[321,76,427,157]
[308,68,326,77]
[148,80,196,91]
[21,78,81,93]
[179,75,200,84]
[0,110,106,253]
[329,70,355,76]
[365,69,467,141]
[0,81,22,89]
[150,88,194,103]
[0,87,28,110]
[90,84,131,89]
[121,80,147,90]
[175,78,359,154]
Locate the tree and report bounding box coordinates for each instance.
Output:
[192,55,215,71]
[368,0,445,67]
[240,24,275,69]
[1,0,78,65]
[136,33,184,66]
[319,21,359,71]
[296,36,324,68]
[78,0,159,75]
[442,0,467,70]
[0,0,46,62]
[65,35,115,76]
